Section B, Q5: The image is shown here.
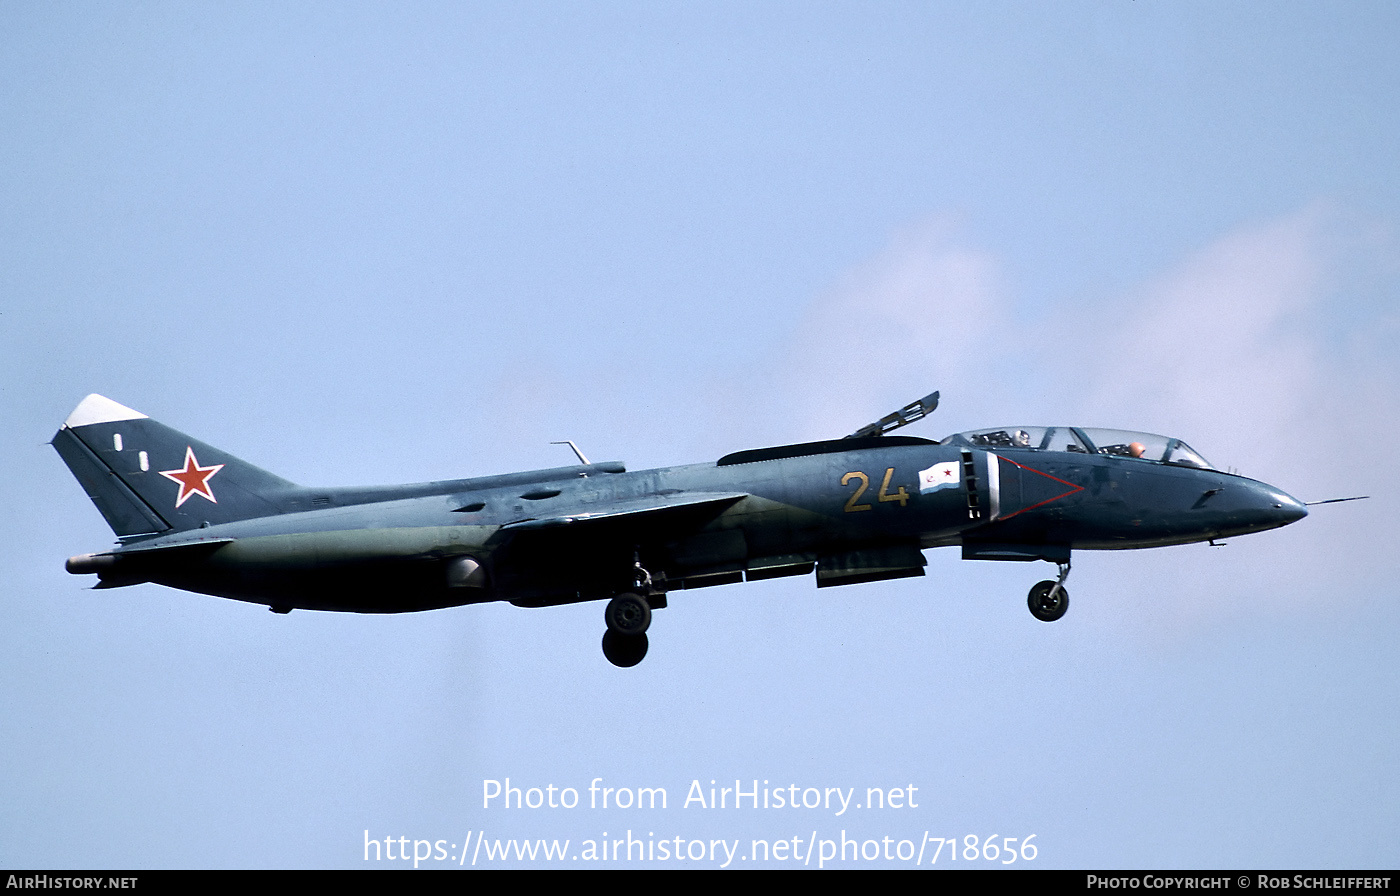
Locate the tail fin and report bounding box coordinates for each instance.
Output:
[52,394,298,538]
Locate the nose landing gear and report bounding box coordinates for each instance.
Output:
[1028,561,1071,622]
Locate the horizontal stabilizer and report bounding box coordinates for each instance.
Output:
[66,538,234,588]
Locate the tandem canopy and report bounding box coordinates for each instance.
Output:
[944,426,1214,470]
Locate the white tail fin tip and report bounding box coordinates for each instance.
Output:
[64,394,149,429]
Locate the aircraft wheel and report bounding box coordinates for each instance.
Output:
[604,592,651,636]
[1027,581,1069,622]
[602,631,649,668]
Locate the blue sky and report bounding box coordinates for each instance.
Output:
[3,2,1397,868]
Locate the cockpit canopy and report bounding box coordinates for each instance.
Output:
[944,426,1214,470]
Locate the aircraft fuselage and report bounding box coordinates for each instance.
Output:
[70,437,1302,613]
[54,394,1307,664]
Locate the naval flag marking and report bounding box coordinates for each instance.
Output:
[918,461,960,494]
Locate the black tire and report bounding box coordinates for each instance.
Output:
[602,631,649,668]
[1027,580,1069,622]
[604,592,651,636]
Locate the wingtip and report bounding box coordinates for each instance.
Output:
[64,394,148,429]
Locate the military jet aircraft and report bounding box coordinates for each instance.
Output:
[55,391,1308,666]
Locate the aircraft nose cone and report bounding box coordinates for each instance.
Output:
[1278,494,1308,525]
[1207,480,1308,540]
[1256,486,1308,528]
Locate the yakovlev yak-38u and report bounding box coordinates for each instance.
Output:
[56,391,1309,666]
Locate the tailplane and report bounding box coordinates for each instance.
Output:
[52,395,298,538]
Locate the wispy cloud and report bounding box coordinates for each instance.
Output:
[774,217,1009,441]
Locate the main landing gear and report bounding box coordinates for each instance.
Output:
[1027,560,1071,623]
[601,552,656,668]
[602,593,650,667]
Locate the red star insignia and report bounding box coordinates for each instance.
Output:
[160,446,224,508]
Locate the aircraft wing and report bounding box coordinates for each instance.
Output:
[500,492,748,534]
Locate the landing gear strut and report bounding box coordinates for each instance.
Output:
[1028,561,1071,622]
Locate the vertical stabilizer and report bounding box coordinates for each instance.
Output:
[52,395,298,538]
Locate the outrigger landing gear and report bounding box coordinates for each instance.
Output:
[1028,560,1071,622]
